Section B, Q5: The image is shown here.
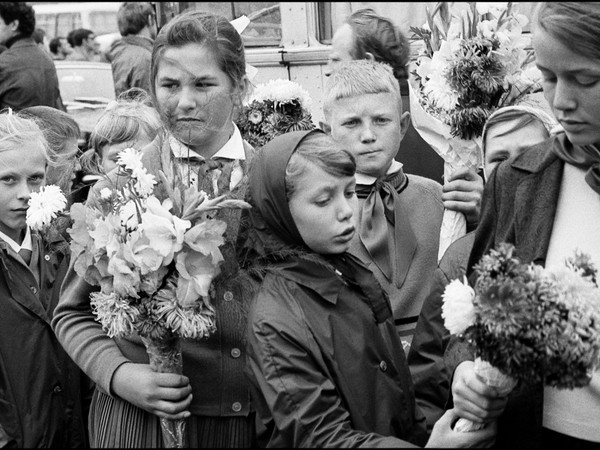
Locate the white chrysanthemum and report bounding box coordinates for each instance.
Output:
[442,276,476,334]
[100,187,113,200]
[117,147,144,173]
[249,79,313,109]
[26,184,68,231]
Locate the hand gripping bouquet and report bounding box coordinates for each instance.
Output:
[68,145,250,447]
[236,78,316,148]
[409,2,544,260]
[442,243,600,432]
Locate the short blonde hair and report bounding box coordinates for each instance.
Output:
[323,60,401,120]
[84,89,162,174]
[0,109,47,159]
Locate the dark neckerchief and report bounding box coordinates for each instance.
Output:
[552,133,600,195]
[354,167,417,288]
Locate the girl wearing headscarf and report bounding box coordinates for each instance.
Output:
[244,129,495,448]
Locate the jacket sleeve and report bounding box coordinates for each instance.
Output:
[246,283,418,448]
[51,256,130,394]
[406,265,451,432]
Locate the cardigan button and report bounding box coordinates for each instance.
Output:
[230,348,241,359]
[379,361,388,372]
[30,286,38,295]
[53,384,63,394]
[231,402,242,412]
[44,254,50,261]
[223,291,234,302]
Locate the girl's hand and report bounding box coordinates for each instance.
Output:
[426,409,497,448]
[451,361,508,424]
[442,167,484,229]
[110,362,193,420]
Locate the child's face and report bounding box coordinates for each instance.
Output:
[484,119,548,179]
[100,137,153,174]
[0,144,46,241]
[327,93,409,178]
[288,163,357,255]
[154,43,241,151]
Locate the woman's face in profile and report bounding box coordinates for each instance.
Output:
[534,27,600,147]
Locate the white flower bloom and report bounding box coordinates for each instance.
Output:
[442,276,476,334]
[100,188,113,200]
[26,185,67,231]
[119,200,139,230]
[249,79,313,109]
[117,147,144,174]
[133,169,157,197]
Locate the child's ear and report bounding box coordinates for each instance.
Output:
[319,121,332,135]
[400,111,411,141]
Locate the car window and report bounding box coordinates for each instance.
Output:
[55,62,116,103]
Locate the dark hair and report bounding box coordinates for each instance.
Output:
[32,27,45,44]
[118,2,155,36]
[150,10,246,99]
[346,8,410,81]
[0,2,35,37]
[49,37,61,54]
[70,28,94,47]
[533,2,600,61]
[286,132,356,201]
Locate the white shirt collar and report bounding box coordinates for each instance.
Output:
[0,226,32,253]
[170,123,246,161]
[355,160,403,185]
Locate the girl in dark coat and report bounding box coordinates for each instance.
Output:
[244,129,495,448]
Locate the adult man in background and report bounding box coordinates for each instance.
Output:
[66,28,106,62]
[49,36,73,60]
[106,2,156,97]
[0,2,64,110]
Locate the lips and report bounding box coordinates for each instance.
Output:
[337,226,355,242]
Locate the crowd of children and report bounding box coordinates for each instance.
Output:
[1,2,599,449]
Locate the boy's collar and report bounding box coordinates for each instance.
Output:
[0,226,32,253]
[355,160,403,185]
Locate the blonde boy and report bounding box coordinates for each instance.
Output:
[322,60,480,347]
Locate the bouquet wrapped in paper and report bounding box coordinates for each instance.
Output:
[236,78,315,148]
[409,2,544,260]
[442,243,600,432]
[68,147,250,447]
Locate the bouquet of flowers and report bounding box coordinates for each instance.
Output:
[236,78,315,148]
[68,147,250,447]
[442,243,600,432]
[409,2,544,260]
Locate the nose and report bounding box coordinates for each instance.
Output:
[359,124,376,143]
[337,197,354,222]
[177,86,197,112]
[552,78,577,112]
[16,180,32,201]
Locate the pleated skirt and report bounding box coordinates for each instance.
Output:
[89,389,256,448]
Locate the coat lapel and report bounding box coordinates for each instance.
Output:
[512,150,564,266]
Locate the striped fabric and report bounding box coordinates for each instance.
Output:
[89,390,255,448]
